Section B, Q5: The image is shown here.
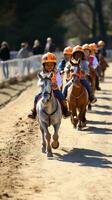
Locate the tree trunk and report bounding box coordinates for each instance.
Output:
[95,0,106,38]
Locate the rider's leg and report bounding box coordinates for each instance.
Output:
[80,79,97,103]
[62,80,72,98]
[28,92,42,119]
[95,69,101,90]
[53,90,71,117]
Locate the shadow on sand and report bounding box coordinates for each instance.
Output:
[105,76,112,79]
[101,89,112,93]
[93,104,112,110]
[87,120,112,126]
[97,96,112,101]
[91,109,112,116]
[54,148,112,168]
[84,126,112,135]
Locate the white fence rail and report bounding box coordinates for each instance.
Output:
[0,55,41,82]
[0,52,63,83]
[0,50,111,83]
[106,49,112,59]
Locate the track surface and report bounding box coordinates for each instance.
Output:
[0,65,112,200]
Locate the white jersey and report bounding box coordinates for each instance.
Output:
[37,71,62,88]
[92,56,99,69]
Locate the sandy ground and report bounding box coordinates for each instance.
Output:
[0,65,112,200]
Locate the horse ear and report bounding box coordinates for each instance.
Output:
[49,72,53,79]
[37,72,43,79]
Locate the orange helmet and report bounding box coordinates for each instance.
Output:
[82,44,91,51]
[63,46,73,55]
[72,45,84,55]
[89,43,97,52]
[42,52,56,64]
[97,40,105,47]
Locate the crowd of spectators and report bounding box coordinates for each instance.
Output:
[0,37,56,79]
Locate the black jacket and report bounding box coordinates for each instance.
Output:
[0,47,10,61]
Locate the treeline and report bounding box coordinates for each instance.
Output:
[0,0,112,49]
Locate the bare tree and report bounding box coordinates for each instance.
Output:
[83,0,105,38]
[95,0,106,38]
[61,0,106,38]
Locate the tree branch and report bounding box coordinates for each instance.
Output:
[74,0,94,12]
[74,10,92,31]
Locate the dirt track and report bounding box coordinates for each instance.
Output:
[0,64,112,200]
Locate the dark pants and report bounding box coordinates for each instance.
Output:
[80,79,92,98]
[62,80,72,98]
[95,69,100,89]
[3,63,9,79]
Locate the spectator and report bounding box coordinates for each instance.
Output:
[0,41,10,79]
[44,37,56,53]
[32,39,42,55]
[17,42,30,59]
[17,42,31,75]
[97,40,107,58]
